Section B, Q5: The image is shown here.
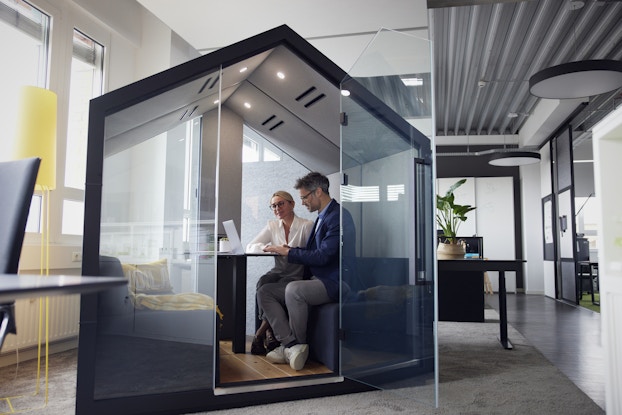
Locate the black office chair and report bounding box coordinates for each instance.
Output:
[0,157,41,349]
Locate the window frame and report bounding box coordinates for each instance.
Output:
[17,0,111,250]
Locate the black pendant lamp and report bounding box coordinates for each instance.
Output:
[529,59,622,99]
[529,0,622,99]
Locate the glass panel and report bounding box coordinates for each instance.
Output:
[240,125,314,352]
[340,28,436,406]
[575,196,598,258]
[93,107,215,398]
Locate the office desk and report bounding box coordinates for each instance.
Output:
[217,253,277,353]
[0,274,127,303]
[438,260,524,350]
[0,274,127,348]
[217,254,247,353]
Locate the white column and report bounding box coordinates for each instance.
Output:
[592,104,622,414]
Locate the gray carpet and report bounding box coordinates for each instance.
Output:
[195,322,604,415]
[0,322,604,415]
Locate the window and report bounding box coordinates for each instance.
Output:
[61,199,84,235]
[0,0,50,154]
[62,29,104,235]
[575,196,599,251]
[0,0,50,233]
[0,1,49,87]
[64,29,104,190]
[242,135,259,162]
[242,125,282,163]
[341,185,380,202]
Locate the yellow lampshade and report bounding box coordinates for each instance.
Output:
[13,86,57,190]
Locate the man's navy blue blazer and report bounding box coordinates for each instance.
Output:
[287,199,355,301]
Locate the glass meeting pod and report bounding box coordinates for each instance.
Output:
[76,25,436,414]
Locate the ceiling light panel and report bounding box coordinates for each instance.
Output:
[489,151,541,166]
[224,81,339,173]
[246,46,340,147]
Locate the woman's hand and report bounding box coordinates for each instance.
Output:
[263,244,290,256]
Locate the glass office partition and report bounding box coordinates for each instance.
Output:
[91,72,220,399]
[340,28,436,406]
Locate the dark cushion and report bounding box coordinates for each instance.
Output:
[307,258,412,371]
[98,256,133,318]
[307,302,339,372]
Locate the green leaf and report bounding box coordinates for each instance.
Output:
[436,179,476,243]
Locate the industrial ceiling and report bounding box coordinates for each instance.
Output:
[137,0,621,151]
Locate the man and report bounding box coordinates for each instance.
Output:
[260,171,351,370]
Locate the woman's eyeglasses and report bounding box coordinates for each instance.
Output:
[269,201,287,210]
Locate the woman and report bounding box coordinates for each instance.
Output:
[246,190,314,355]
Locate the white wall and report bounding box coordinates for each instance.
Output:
[438,176,518,292]
[592,104,622,415]
[520,161,544,294]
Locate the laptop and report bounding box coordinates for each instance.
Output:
[222,220,278,255]
[222,220,246,254]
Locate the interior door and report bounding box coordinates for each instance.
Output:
[552,127,577,303]
[339,28,437,407]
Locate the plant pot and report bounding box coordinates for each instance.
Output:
[219,240,231,252]
[437,242,466,260]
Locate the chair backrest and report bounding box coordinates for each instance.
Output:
[0,157,41,274]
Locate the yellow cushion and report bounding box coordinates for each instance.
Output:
[133,292,223,320]
[121,258,173,294]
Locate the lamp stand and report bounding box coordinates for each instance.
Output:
[4,85,56,412]
[34,186,50,404]
[2,187,51,412]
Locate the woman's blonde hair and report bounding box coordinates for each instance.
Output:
[271,190,294,204]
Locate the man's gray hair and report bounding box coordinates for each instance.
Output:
[294,172,330,195]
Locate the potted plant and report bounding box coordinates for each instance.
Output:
[436,178,476,259]
[219,237,231,253]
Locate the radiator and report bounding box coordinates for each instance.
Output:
[1,295,81,352]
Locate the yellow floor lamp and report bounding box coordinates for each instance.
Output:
[3,85,57,413]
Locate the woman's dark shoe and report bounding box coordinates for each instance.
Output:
[251,335,267,355]
[265,329,280,352]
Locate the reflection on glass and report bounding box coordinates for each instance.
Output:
[340,28,436,406]
[94,116,217,398]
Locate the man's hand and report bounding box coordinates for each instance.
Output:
[264,244,290,256]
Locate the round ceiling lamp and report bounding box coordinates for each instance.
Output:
[489,151,541,167]
[529,59,622,99]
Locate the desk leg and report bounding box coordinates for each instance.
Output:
[498,270,513,350]
[232,256,247,354]
[0,304,14,349]
[590,265,599,306]
[590,266,595,305]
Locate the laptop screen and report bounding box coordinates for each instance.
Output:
[222,220,245,254]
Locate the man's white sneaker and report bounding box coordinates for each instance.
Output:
[266,345,287,364]
[284,343,308,370]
